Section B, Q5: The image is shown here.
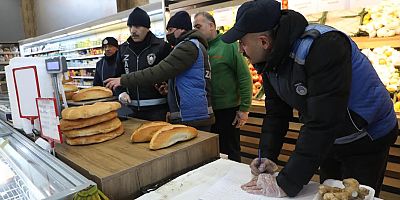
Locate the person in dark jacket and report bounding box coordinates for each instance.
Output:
[93,37,118,87]
[222,0,398,198]
[105,11,215,131]
[113,7,171,121]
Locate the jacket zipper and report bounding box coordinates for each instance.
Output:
[127,45,152,110]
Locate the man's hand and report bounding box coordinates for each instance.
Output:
[232,111,249,128]
[155,82,168,95]
[241,173,287,197]
[118,92,131,104]
[104,77,121,91]
[250,158,278,176]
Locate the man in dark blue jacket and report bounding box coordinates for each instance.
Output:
[93,37,118,87]
[222,0,398,198]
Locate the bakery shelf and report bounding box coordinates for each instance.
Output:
[71,76,94,79]
[59,45,102,53]
[352,35,400,49]
[0,52,19,55]
[24,49,60,56]
[0,71,5,75]
[0,61,9,65]
[66,54,103,61]
[67,65,96,70]
[77,85,92,89]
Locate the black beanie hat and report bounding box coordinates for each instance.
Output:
[102,37,119,48]
[127,7,150,28]
[166,11,192,31]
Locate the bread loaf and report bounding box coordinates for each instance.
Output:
[61,102,121,120]
[60,111,118,131]
[149,125,198,150]
[63,117,121,138]
[72,86,112,102]
[65,125,124,145]
[63,84,78,92]
[131,121,171,142]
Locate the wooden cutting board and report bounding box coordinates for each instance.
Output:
[55,118,219,200]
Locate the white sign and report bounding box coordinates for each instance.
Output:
[213,7,236,27]
[349,0,380,9]
[288,0,318,15]
[13,66,41,119]
[318,0,348,12]
[36,98,62,143]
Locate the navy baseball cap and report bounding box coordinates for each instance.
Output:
[221,0,281,43]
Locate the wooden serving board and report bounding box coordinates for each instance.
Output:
[55,118,219,200]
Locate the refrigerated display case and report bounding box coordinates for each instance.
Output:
[0,120,94,200]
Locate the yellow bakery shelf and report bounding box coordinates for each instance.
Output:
[352,35,400,49]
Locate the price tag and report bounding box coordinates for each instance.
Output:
[36,98,62,143]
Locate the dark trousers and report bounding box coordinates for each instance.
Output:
[128,104,168,121]
[211,107,241,162]
[320,124,398,197]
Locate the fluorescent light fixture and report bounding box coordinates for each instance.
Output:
[90,20,121,30]
[67,28,91,36]
[148,9,163,16]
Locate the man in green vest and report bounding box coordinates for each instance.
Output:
[194,12,252,162]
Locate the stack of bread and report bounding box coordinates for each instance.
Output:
[71,86,113,102]
[60,102,124,145]
[130,121,198,150]
[63,84,79,100]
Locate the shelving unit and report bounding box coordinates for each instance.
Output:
[23,49,60,56]
[0,52,19,55]
[71,76,94,79]
[67,66,96,70]
[352,35,400,49]
[66,54,103,61]
[0,62,9,65]
[59,45,102,53]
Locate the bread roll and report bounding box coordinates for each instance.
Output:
[72,86,112,102]
[131,121,171,142]
[63,117,121,138]
[65,125,124,145]
[61,102,121,120]
[149,125,198,150]
[63,84,78,92]
[60,111,118,131]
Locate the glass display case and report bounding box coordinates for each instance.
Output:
[0,120,94,200]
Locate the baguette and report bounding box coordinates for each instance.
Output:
[149,125,198,150]
[131,121,171,142]
[60,111,118,131]
[72,86,113,102]
[63,84,78,92]
[61,102,121,120]
[65,125,124,145]
[63,117,121,138]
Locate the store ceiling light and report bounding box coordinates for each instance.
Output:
[90,20,121,30]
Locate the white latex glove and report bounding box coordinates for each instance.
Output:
[232,111,249,128]
[250,158,278,176]
[118,92,131,104]
[241,173,287,197]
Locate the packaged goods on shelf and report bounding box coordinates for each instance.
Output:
[360,0,400,38]
[361,46,400,92]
